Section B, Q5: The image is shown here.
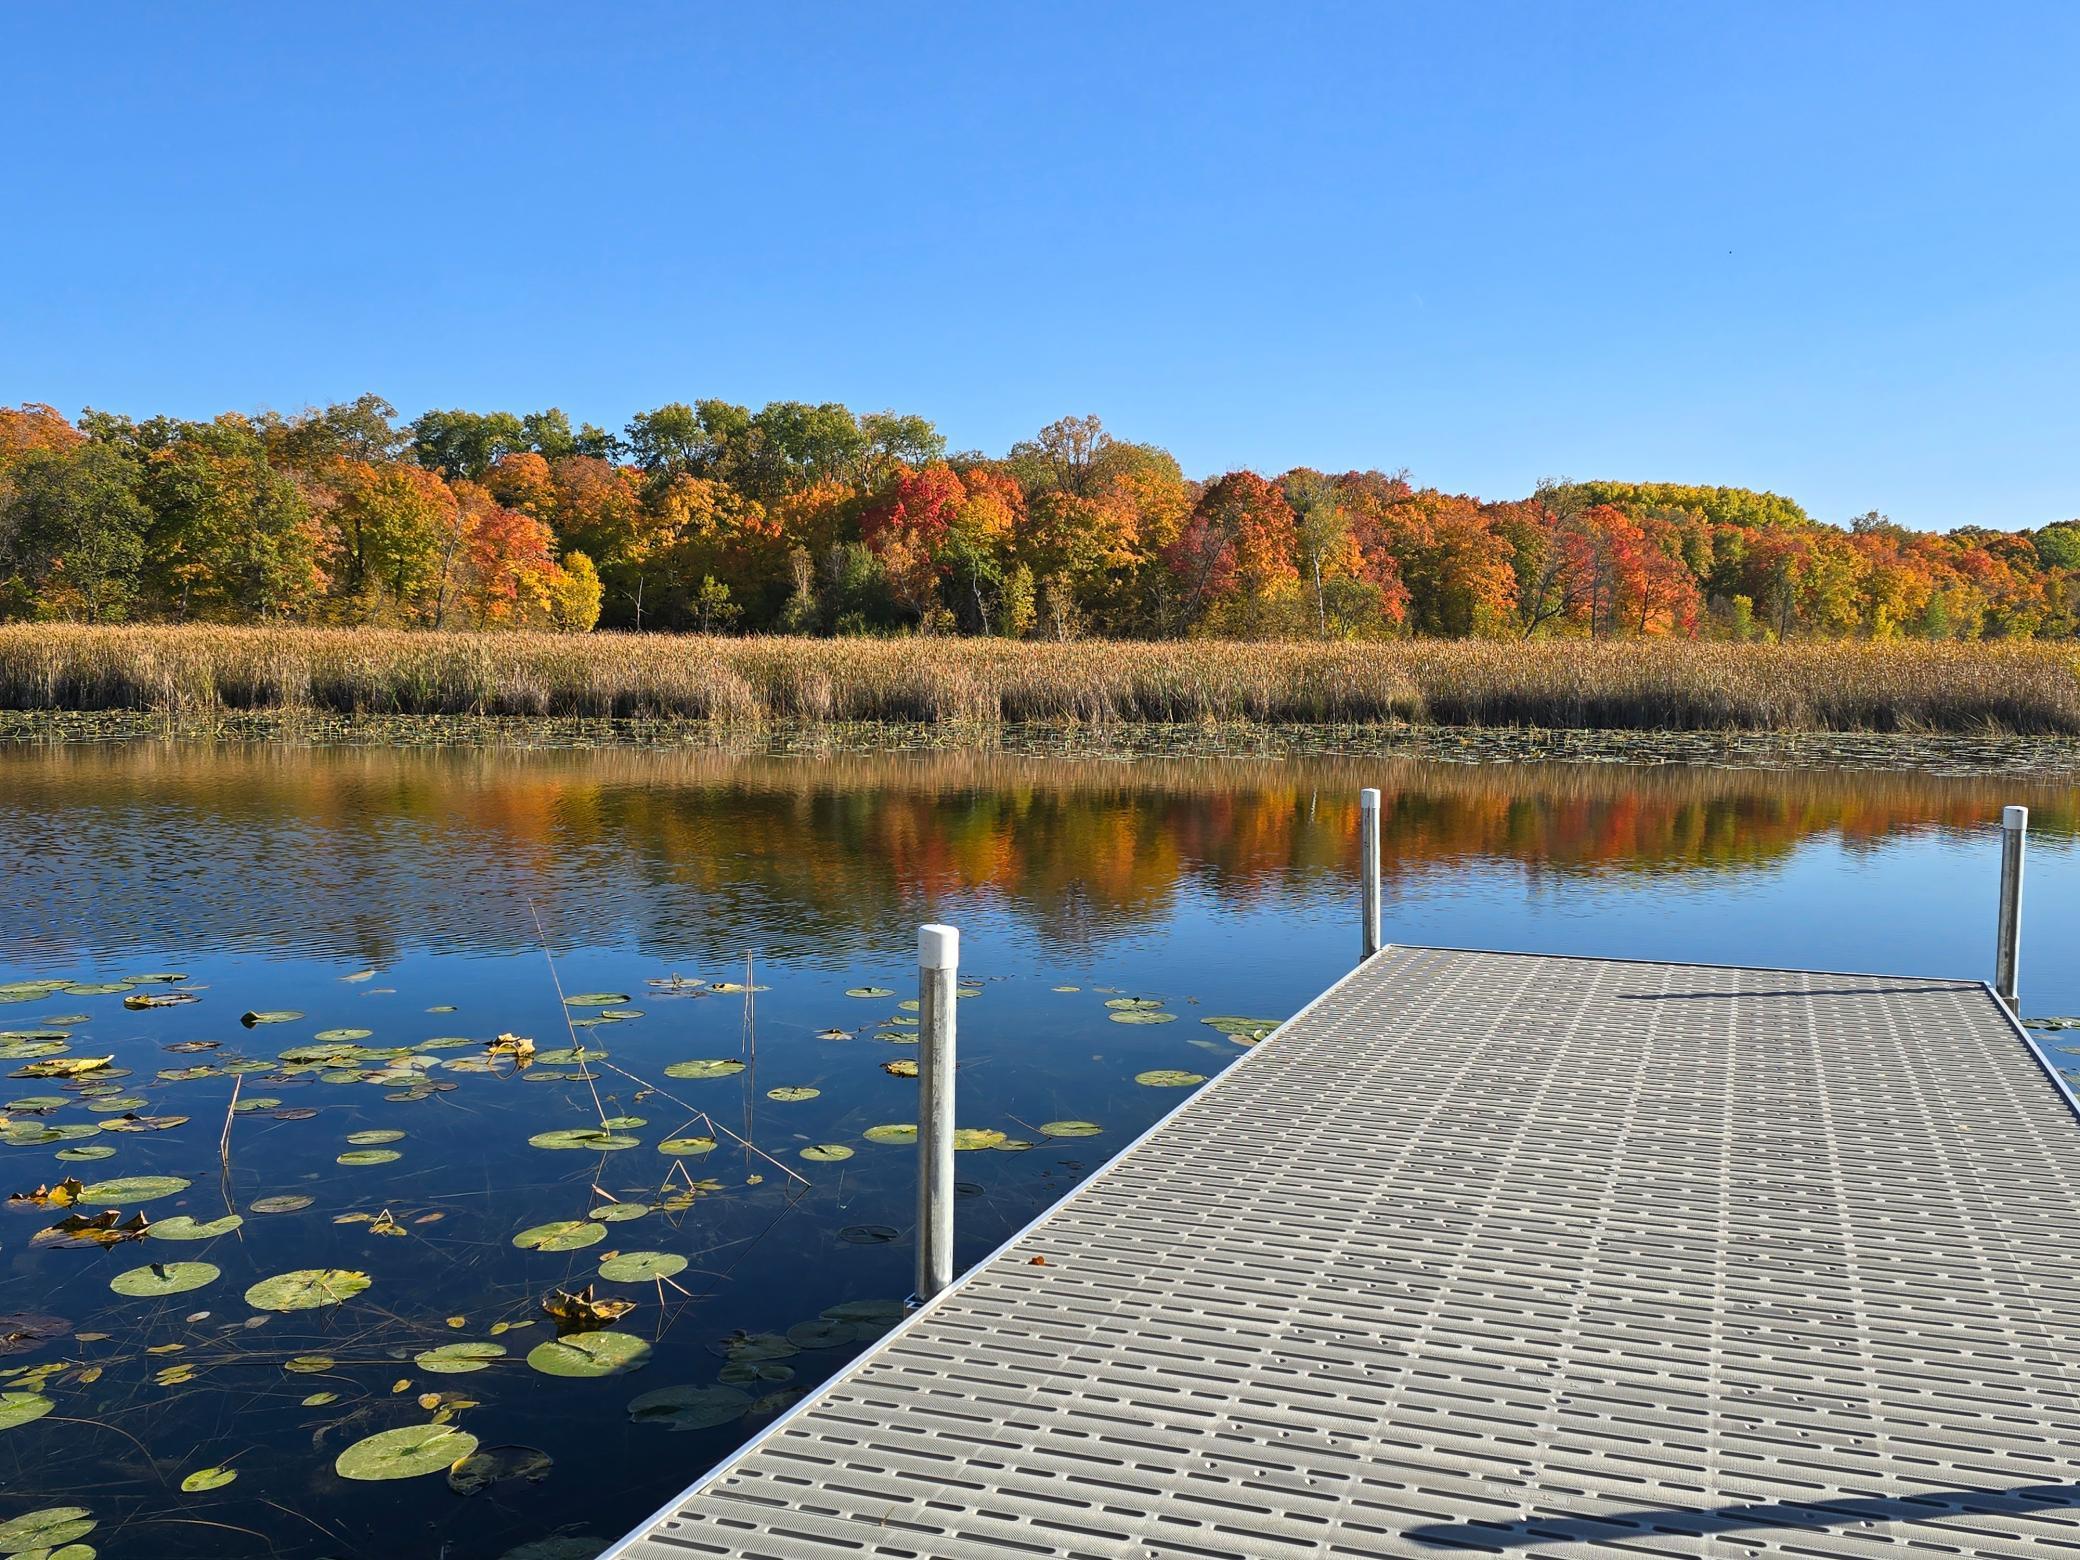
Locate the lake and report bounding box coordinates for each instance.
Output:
[1,740,2075,1560]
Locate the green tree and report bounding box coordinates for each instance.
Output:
[0,444,149,621]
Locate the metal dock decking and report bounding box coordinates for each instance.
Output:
[610,946,2080,1559]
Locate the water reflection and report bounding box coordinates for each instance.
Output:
[4,744,2072,968]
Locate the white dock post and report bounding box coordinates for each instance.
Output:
[1360,788,1382,964]
[1995,806,2026,1012]
[915,923,959,1303]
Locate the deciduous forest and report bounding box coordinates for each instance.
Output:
[4,397,2076,641]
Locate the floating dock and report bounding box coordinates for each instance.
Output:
[609,945,2080,1558]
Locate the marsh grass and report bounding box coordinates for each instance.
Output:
[2,625,2076,733]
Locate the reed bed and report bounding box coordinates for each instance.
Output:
[2,625,2076,733]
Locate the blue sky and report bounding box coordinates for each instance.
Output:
[3,3,2076,531]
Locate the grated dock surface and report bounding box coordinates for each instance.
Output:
[609,947,2080,1558]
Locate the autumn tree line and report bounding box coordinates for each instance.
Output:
[3,396,2077,641]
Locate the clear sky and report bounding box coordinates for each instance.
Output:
[4,3,2076,531]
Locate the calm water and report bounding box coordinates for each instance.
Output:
[1,743,2076,1560]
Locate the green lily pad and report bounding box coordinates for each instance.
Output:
[525,1331,651,1378]
[562,993,629,1008]
[314,1028,373,1042]
[244,1269,372,1311]
[334,1424,479,1481]
[710,1330,797,1362]
[1104,996,1165,1010]
[85,1095,148,1113]
[784,1318,860,1350]
[1039,1120,1102,1137]
[1135,1069,1207,1087]
[661,1059,745,1081]
[250,1194,313,1214]
[241,1010,303,1026]
[0,1392,53,1432]
[656,1135,716,1156]
[626,1384,750,1431]
[527,1128,638,1152]
[766,1086,819,1102]
[718,1360,795,1384]
[77,1175,190,1204]
[111,1261,219,1298]
[62,982,134,996]
[588,1202,650,1222]
[1201,1015,1280,1042]
[598,1251,687,1283]
[344,1129,405,1145]
[284,1354,336,1373]
[821,1297,907,1326]
[414,1342,508,1375]
[1108,1009,1176,1025]
[512,1221,606,1252]
[535,1047,609,1065]
[799,1143,852,1162]
[337,1149,401,1166]
[0,1507,95,1552]
[181,1465,237,1492]
[844,987,894,999]
[151,1214,244,1241]
[56,1145,117,1162]
[861,1123,917,1144]
[953,1128,1007,1150]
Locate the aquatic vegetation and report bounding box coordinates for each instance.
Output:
[335,1424,481,1481]
[1135,1070,1207,1088]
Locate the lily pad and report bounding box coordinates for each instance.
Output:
[766,1086,819,1102]
[785,1318,860,1350]
[1108,1009,1176,1025]
[240,1011,303,1026]
[244,1269,372,1311]
[111,1261,220,1298]
[710,1330,797,1363]
[527,1128,638,1152]
[0,1507,95,1552]
[952,1128,1007,1150]
[337,1149,401,1166]
[598,1251,687,1283]
[78,1175,190,1204]
[837,1223,899,1245]
[1039,1120,1102,1137]
[335,1424,480,1481]
[447,1443,553,1496]
[844,987,894,999]
[562,993,629,1008]
[799,1143,852,1162]
[1135,1069,1207,1088]
[525,1330,651,1378]
[512,1221,606,1252]
[0,1392,53,1432]
[1104,996,1165,1010]
[180,1465,237,1493]
[656,1135,716,1156]
[414,1342,508,1375]
[56,1145,116,1163]
[588,1202,649,1222]
[314,1028,373,1042]
[861,1123,917,1144]
[1201,1015,1280,1042]
[345,1130,405,1146]
[250,1194,313,1214]
[626,1384,750,1431]
[881,1059,918,1078]
[151,1214,244,1241]
[661,1059,745,1081]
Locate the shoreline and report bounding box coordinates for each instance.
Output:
[5,708,2078,777]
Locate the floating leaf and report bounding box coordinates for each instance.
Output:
[343,1129,405,1146]
[541,1285,634,1331]
[799,1143,852,1162]
[13,1056,112,1079]
[62,982,133,996]
[587,1202,649,1223]
[314,1028,373,1042]
[337,1149,401,1166]
[861,1123,917,1145]
[111,1261,219,1298]
[77,1174,190,1204]
[1201,1015,1280,1043]
[597,1251,686,1283]
[655,1135,716,1156]
[766,1086,819,1103]
[340,969,377,983]
[0,1507,95,1551]
[627,1384,750,1431]
[284,1354,335,1374]
[953,1128,1007,1150]
[0,1392,53,1431]
[525,1331,651,1378]
[124,990,199,1009]
[415,1342,507,1375]
[250,1194,313,1214]
[527,1129,637,1152]
[1108,1009,1176,1025]
[837,1224,899,1245]
[447,1443,553,1496]
[706,981,767,994]
[710,1329,797,1363]
[844,987,894,999]
[335,1424,479,1481]
[180,1465,237,1493]
[1104,996,1164,1010]
[881,1059,918,1078]
[562,993,629,1008]
[244,1269,372,1311]
[240,1011,302,1026]
[718,1360,794,1385]
[1135,1069,1207,1088]
[821,1297,906,1326]
[1039,1120,1102,1137]
[661,1059,744,1081]
[512,1221,606,1252]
